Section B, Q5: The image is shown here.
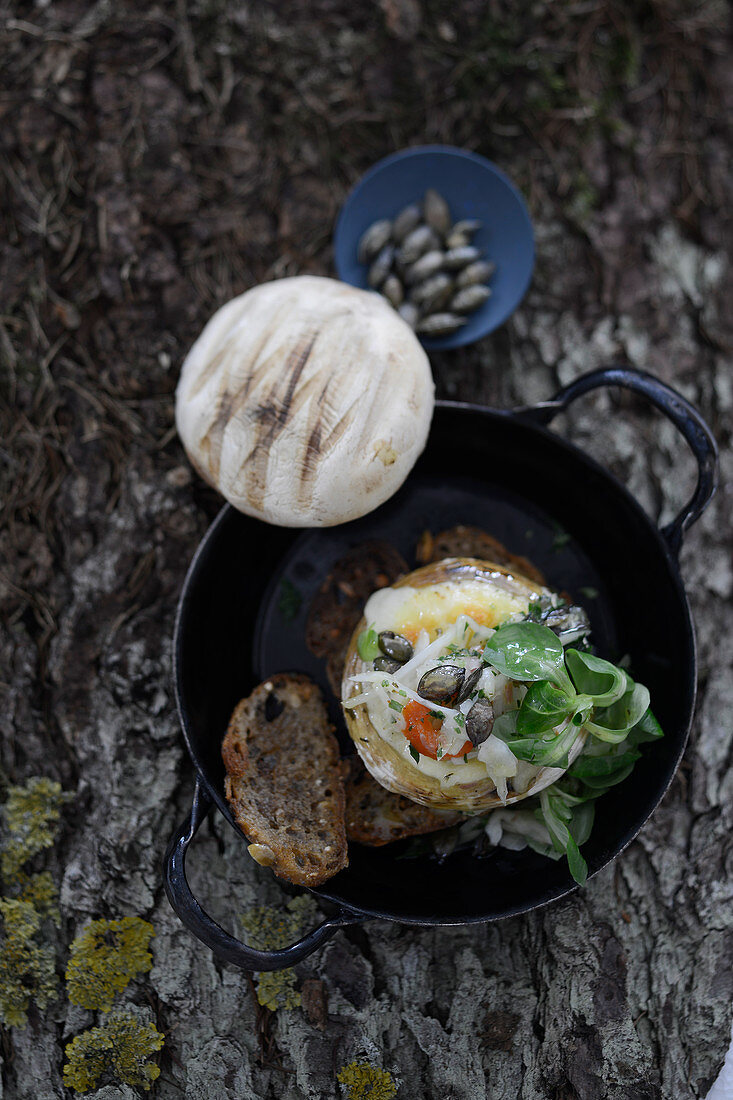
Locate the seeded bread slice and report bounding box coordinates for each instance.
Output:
[344,756,464,846]
[415,525,546,587]
[305,540,408,694]
[222,673,348,887]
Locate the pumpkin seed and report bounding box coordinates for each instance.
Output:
[367,243,395,288]
[405,250,444,285]
[417,664,465,705]
[456,666,482,705]
[466,697,494,747]
[381,274,404,307]
[416,312,466,336]
[456,260,496,289]
[397,301,419,328]
[378,631,414,662]
[452,219,482,237]
[392,203,422,242]
[445,229,470,250]
[444,246,482,270]
[373,655,402,673]
[446,220,482,249]
[542,605,590,644]
[451,284,491,313]
[423,189,452,235]
[398,225,439,265]
[357,219,392,264]
[410,273,453,310]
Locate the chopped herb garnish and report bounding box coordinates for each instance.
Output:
[436,747,443,759]
[429,710,444,721]
[463,754,469,763]
[389,700,403,713]
[552,525,571,552]
[409,745,420,763]
[454,713,466,728]
[277,578,302,621]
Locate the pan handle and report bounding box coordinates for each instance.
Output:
[163,779,363,971]
[515,365,719,556]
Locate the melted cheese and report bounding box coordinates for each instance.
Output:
[364,578,531,644]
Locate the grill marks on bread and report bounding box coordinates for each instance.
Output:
[241,329,318,512]
[222,674,348,887]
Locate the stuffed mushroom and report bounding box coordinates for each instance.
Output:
[341,557,589,815]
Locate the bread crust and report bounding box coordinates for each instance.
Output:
[415,525,546,586]
[305,540,407,694]
[344,756,463,846]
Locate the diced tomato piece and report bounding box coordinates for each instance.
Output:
[444,739,474,759]
[401,702,473,762]
[402,699,442,759]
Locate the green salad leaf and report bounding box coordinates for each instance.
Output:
[482,622,664,887]
[357,627,380,661]
[516,681,576,736]
[568,748,642,779]
[628,708,664,743]
[531,704,664,883]
[565,649,628,706]
[483,622,574,693]
[585,682,650,742]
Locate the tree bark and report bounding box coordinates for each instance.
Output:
[1,2,731,1097]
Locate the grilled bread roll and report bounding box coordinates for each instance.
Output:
[176,276,434,527]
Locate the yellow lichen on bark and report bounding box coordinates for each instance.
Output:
[240,894,316,1010]
[337,1061,398,1100]
[63,1010,164,1092]
[1,777,72,880]
[66,917,155,1011]
[0,899,58,1028]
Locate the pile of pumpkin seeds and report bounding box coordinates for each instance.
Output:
[357,189,495,338]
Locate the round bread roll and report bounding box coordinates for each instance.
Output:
[175,275,434,526]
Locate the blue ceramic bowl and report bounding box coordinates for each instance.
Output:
[334,145,535,350]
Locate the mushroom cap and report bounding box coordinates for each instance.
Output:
[175,275,434,527]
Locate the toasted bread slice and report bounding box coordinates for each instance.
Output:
[222,674,348,887]
[415,525,546,587]
[305,540,408,694]
[344,756,464,846]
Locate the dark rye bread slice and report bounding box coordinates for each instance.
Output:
[344,756,464,847]
[305,540,408,695]
[415,525,546,587]
[222,673,348,887]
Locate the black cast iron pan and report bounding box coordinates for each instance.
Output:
[164,366,718,970]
